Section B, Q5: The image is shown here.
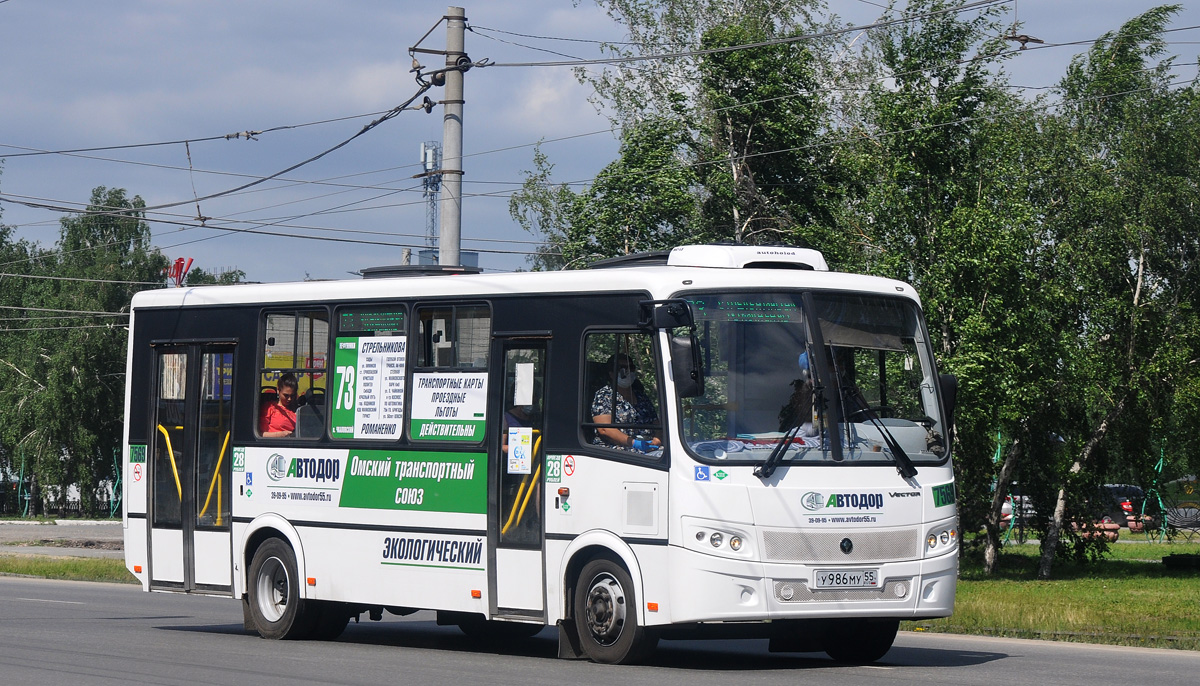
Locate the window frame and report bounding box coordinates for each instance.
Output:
[578,327,666,462]
[256,307,331,441]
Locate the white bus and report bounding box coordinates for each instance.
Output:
[122,243,958,664]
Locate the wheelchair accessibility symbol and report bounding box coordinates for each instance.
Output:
[694,466,710,481]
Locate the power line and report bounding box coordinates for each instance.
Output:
[0,324,128,332]
[0,305,129,316]
[479,0,1011,68]
[0,272,162,286]
[0,110,395,160]
[130,84,436,214]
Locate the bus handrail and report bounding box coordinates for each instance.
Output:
[199,431,231,526]
[156,424,183,500]
[501,433,542,535]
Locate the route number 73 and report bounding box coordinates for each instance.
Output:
[335,366,355,410]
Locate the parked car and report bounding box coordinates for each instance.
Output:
[1000,488,1036,526]
[1097,484,1149,529]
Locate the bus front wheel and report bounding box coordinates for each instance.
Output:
[572,558,656,664]
[247,538,312,639]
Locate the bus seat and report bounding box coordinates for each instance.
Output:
[295,388,325,438]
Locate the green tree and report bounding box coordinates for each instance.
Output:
[842,0,1065,573]
[0,187,165,515]
[1032,5,1200,578]
[579,0,824,125]
[185,266,246,285]
[692,20,836,246]
[510,117,699,267]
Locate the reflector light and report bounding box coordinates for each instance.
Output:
[471,589,482,599]
[307,577,317,586]
[647,602,659,612]
[134,565,142,573]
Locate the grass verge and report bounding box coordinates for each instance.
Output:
[904,540,1200,650]
[0,555,137,584]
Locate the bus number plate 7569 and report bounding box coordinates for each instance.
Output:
[814,568,879,589]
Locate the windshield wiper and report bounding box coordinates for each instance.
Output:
[754,421,803,479]
[846,389,917,480]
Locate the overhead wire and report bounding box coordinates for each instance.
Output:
[4,3,1196,271]
[0,109,396,160]
[477,0,1011,68]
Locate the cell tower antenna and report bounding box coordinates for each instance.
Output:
[421,141,442,249]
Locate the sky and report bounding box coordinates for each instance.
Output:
[1,1,1197,284]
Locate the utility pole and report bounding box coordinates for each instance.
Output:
[438,6,466,266]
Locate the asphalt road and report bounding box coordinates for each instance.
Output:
[2,576,1198,686]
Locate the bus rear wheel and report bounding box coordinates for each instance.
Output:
[572,558,656,664]
[247,538,313,639]
[823,619,898,664]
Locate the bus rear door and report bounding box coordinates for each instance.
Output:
[148,343,235,594]
[491,340,548,617]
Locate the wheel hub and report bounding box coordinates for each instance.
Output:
[257,556,290,622]
[584,574,625,645]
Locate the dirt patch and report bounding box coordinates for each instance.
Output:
[13,539,124,551]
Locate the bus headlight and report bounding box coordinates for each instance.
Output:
[925,524,958,556]
[684,518,753,559]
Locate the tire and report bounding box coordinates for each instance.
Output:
[572,558,657,664]
[247,538,314,640]
[824,619,898,664]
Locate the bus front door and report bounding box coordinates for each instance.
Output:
[491,342,547,617]
[148,344,235,594]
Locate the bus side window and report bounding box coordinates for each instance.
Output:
[417,304,490,369]
[259,310,329,439]
[581,332,663,456]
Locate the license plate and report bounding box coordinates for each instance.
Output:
[814,568,879,589]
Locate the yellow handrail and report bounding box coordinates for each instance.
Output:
[156,424,182,500]
[501,433,542,535]
[199,431,230,524]
[514,462,543,529]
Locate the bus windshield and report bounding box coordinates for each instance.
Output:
[680,291,947,467]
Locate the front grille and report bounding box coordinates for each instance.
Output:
[773,578,913,603]
[762,528,920,563]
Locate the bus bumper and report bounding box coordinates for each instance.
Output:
[665,544,957,624]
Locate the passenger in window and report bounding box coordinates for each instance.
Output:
[590,354,660,453]
[779,352,818,436]
[260,373,299,438]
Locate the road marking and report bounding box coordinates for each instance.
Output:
[12,597,86,605]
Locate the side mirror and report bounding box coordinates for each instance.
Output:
[639,299,694,330]
[641,299,704,397]
[939,373,957,442]
[670,334,704,398]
